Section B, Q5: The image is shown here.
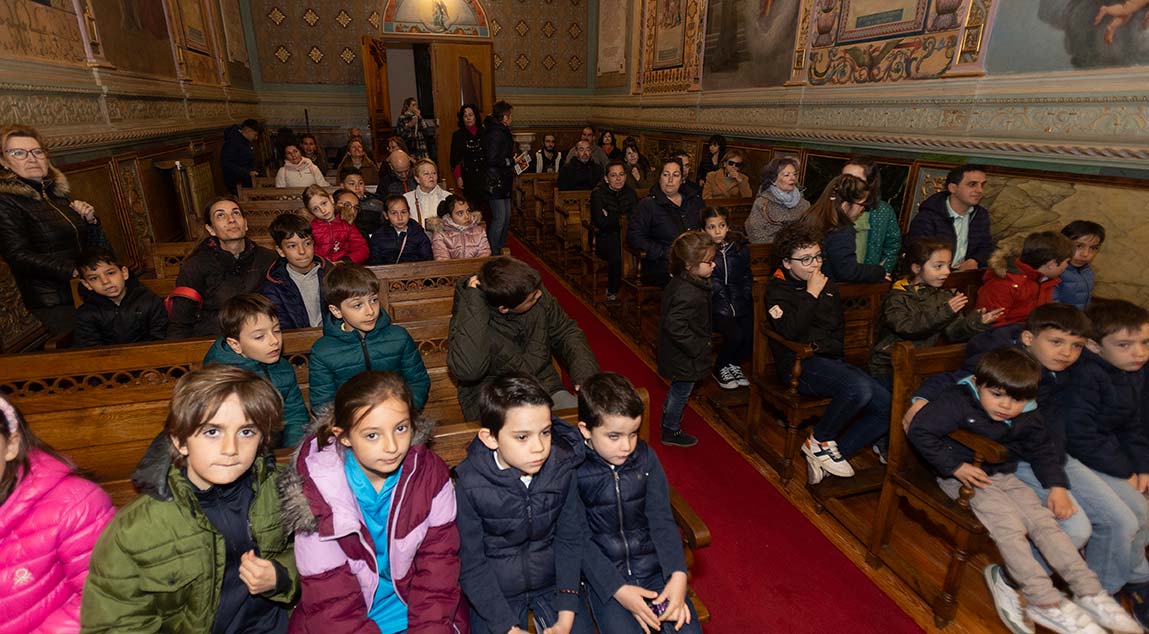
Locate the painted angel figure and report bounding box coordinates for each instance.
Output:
[1094,0,1149,44]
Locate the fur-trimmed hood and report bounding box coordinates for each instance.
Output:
[0,165,70,201]
[987,232,1028,278]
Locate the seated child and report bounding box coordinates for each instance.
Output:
[576,373,700,634]
[404,158,452,227]
[701,207,752,390]
[0,395,114,633]
[909,347,1140,634]
[304,184,369,264]
[339,167,384,239]
[203,294,309,447]
[455,372,593,634]
[1054,220,1105,309]
[82,365,299,632]
[261,213,330,330]
[447,256,599,421]
[285,371,468,633]
[308,263,429,411]
[74,247,167,347]
[976,230,1073,326]
[368,195,433,264]
[432,194,491,260]
[764,223,890,481]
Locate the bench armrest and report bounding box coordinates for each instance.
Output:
[44,329,74,351]
[947,428,1010,509]
[669,487,711,550]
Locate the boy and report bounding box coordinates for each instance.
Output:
[977,230,1073,326]
[340,167,384,238]
[403,158,451,227]
[261,213,330,330]
[455,372,592,634]
[367,195,433,264]
[74,247,167,347]
[203,294,309,447]
[576,372,699,633]
[1055,220,1105,309]
[447,256,599,421]
[308,262,429,410]
[82,365,299,632]
[909,347,1139,634]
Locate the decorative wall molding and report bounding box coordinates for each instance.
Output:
[639,0,707,93]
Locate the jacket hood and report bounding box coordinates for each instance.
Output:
[956,375,1037,419]
[224,124,248,144]
[264,254,329,286]
[987,233,1028,278]
[0,165,70,201]
[203,337,265,372]
[321,307,394,339]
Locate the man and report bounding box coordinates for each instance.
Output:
[907,164,993,270]
[675,149,702,198]
[378,149,417,195]
[564,126,608,169]
[482,100,516,253]
[556,141,604,191]
[534,134,563,173]
[220,119,261,193]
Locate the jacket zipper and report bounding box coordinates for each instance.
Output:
[522,492,534,591]
[722,244,736,317]
[41,183,82,250]
[613,470,633,576]
[359,332,373,371]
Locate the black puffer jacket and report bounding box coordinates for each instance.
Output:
[0,167,107,308]
[763,269,844,373]
[1055,350,1149,478]
[657,273,713,382]
[74,279,168,347]
[711,234,752,319]
[626,185,703,286]
[481,116,515,200]
[220,124,256,192]
[168,237,277,339]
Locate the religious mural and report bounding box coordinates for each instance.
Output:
[384,0,489,37]
[987,0,1149,73]
[702,0,802,89]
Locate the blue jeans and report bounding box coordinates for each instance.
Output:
[788,356,890,458]
[469,589,595,634]
[1062,463,1149,593]
[1012,459,1093,571]
[488,197,511,254]
[660,381,695,435]
[586,574,702,634]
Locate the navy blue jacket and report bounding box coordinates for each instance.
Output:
[577,441,688,603]
[711,235,752,319]
[907,191,994,267]
[367,218,432,265]
[626,185,704,286]
[455,421,587,634]
[259,256,331,330]
[74,279,167,347]
[908,379,1067,489]
[1054,263,1094,309]
[1054,350,1149,478]
[821,224,886,284]
[220,125,256,192]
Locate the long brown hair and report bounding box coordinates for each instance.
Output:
[668,230,715,277]
[0,396,77,506]
[797,174,870,236]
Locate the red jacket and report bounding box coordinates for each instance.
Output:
[976,255,1060,326]
[311,217,369,264]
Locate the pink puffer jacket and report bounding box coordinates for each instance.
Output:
[0,449,114,634]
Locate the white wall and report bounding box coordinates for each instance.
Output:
[386,45,418,129]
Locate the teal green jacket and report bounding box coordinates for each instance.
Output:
[863,200,902,274]
[203,338,310,447]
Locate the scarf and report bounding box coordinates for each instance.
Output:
[769,184,803,209]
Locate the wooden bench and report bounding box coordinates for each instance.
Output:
[237,184,336,202]
[553,189,592,278]
[530,176,558,250]
[69,277,177,308]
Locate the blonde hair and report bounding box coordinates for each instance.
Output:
[0,125,49,171]
[413,158,437,177]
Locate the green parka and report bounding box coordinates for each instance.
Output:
[203,337,310,447]
[868,278,989,377]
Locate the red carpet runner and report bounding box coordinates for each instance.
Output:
[507,236,923,633]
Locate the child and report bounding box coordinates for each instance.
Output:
[284,371,468,633]
[575,373,700,634]
[455,372,593,634]
[701,207,752,390]
[447,256,599,421]
[976,230,1073,326]
[304,184,369,264]
[909,347,1140,634]
[340,167,384,239]
[764,223,890,481]
[1054,220,1105,309]
[368,195,433,264]
[262,213,331,330]
[868,237,1002,378]
[203,294,310,447]
[0,395,114,634]
[74,247,167,347]
[589,160,639,301]
[404,158,452,227]
[432,194,491,260]
[656,231,715,448]
[308,263,430,411]
[82,365,300,633]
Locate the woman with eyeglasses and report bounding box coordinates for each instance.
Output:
[795,174,890,284]
[842,157,901,275]
[0,124,109,334]
[696,134,726,184]
[746,156,810,244]
[702,148,752,199]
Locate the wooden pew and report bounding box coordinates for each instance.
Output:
[69,277,176,308]
[531,175,558,250]
[238,184,336,202]
[702,196,756,233]
[553,189,591,277]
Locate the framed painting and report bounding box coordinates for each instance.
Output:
[653,0,689,69]
[178,0,211,53]
[838,0,930,43]
[901,162,953,229]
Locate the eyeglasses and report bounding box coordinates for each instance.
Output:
[785,252,824,266]
[5,148,46,159]
[337,203,361,211]
[726,161,743,167]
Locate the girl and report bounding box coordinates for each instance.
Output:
[869,237,1003,378]
[368,195,434,264]
[702,207,752,390]
[432,194,491,260]
[796,174,888,284]
[285,371,468,633]
[696,134,726,184]
[0,396,114,634]
[304,184,369,264]
[656,231,716,448]
[396,98,432,160]
[300,134,329,175]
[276,141,330,188]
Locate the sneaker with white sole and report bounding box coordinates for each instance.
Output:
[730,365,750,387]
[984,564,1034,634]
[714,365,739,390]
[801,435,855,478]
[1028,599,1106,634]
[806,454,824,485]
[1074,593,1142,634]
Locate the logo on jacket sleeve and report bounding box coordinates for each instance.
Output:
[768,305,784,319]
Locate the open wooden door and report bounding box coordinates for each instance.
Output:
[361,36,392,161]
[431,42,495,181]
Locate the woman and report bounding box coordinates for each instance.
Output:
[795,174,888,284]
[626,157,704,287]
[623,142,653,193]
[598,130,623,161]
[384,135,408,162]
[842,157,901,274]
[702,148,752,199]
[449,103,485,203]
[697,134,726,184]
[395,97,433,160]
[274,141,329,188]
[334,138,380,185]
[0,124,108,333]
[299,134,329,174]
[745,156,809,244]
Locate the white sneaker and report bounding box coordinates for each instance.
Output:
[801,435,855,478]
[714,365,739,390]
[730,365,750,387]
[1074,593,1143,634]
[806,454,824,485]
[984,564,1034,634]
[1028,599,1106,634]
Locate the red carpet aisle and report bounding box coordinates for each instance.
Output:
[507,236,922,633]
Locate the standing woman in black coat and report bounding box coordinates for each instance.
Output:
[796,174,889,284]
[449,103,485,203]
[481,100,516,254]
[626,157,704,287]
[0,124,108,333]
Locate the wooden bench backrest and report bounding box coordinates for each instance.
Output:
[238,185,336,202]
[370,257,488,323]
[887,341,966,480]
[705,197,756,233]
[70,277,178,308]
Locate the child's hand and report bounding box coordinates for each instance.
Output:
[655,571,690,630]
[506,628,529,634]
[956,259,979,271]
[979,307,1005,325]
[1130,473,1149,493]
[239,550,278,595]
[946,292,969,313]
[467,275,481,288]
[902,399,928,433]
[542,610,575,634]
[614,584,660,632]
[807,269,828,298]
[1047,487,1077,520]
[954,463,992,489]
